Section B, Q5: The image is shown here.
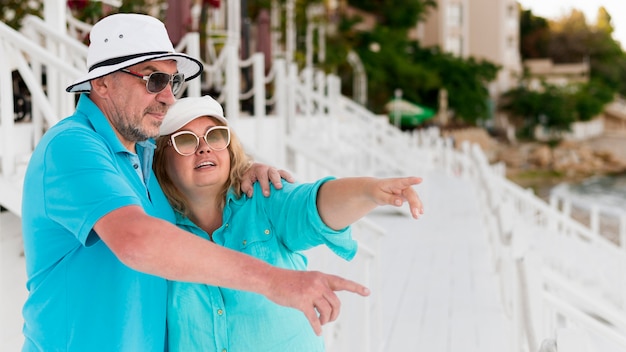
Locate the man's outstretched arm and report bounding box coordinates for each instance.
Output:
[94,205,369,335]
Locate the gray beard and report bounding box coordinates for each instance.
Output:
[117,121,154,142]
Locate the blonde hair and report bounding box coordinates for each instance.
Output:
[153,116,251,217]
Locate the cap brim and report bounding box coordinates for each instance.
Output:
[160,96,227,135]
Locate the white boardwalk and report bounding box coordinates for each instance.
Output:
[0,170,511,351]
[0,209,26,352]
[373,170,510,351]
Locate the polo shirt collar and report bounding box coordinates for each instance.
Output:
[77,94,128,154]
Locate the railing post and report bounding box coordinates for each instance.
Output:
[327,75,340,152]
[590,205,600,236]
[315,70,325,114]
[619,212,626,250]
[225,0,241,126]
[252,53,265,120]
[273,59,286,168]
[0,40,16,177]
[286,63,298,134]
[301,67,313,118]
[562,199,572,218]
[224,44,240,126]
[183,32,201,97]
[44,0,66,33]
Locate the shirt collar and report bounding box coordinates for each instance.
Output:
[77,94,128,154]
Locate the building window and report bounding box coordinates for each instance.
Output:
[446,3,462,27]
[445,35,462,56]
[507,35,515,49]
[507,4,516,18]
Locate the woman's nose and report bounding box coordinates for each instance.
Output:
[196,139,212,154]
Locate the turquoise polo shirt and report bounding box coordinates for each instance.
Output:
[21,94,175,351]
[167,177,358,352]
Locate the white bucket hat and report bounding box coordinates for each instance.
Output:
[160,95,228,135]
[66,13,203,93]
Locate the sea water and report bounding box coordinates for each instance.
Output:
[563,174,626,209]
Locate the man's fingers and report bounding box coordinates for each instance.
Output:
[314,299,333,326]
[254,169,271,197]
[303,306,323,336]
[241,177,254,197]
[267,270,369,337]
[240,164,259,197]
[278,169,296,184]
[324,292,341,323]
[328,275,371,297]
[268,168,285,190]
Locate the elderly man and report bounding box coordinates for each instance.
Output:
[21,13,369,351]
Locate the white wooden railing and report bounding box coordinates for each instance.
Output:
[228,38,626,350]
[448,142,626,352]
[550,184,626,248]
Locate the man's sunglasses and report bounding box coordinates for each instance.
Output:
[168,126,231,156]
[120,69,185,95]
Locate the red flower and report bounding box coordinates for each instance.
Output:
[67,0,89,11]
[203,0,220,8]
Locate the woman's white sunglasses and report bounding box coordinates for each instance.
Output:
[168,126,231,156]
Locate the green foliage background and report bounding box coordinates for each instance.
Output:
[505,6,626,137]
[5,0,625,135]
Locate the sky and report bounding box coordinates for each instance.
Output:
[517,0,626,47]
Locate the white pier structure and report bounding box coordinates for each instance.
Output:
[2,1,626,351]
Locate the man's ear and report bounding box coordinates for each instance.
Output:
[90,75,110,98]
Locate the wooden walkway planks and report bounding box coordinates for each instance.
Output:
[371,170,512,351]
[0,170,514,351]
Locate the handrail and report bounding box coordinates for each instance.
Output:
[543,269,626,332]
[551,184,626,248]
[22,15,89,62]
[455,140,626,350]
[0,21,84,80]
[0,19,85,178]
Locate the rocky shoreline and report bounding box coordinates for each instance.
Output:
[443,128,626,200]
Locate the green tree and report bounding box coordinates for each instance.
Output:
[541,8,626,95]
[548,10,590,63]
[411,45,499,123]
[1,0,44,30]
[512,6,626,137]
[325,0,498,125]
[350,0,436,29]
[351,27,439,113]
[519,8,550,59]
[501,79,612,136]
[596,6,613,36]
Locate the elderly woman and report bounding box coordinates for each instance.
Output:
[153,96,423,352]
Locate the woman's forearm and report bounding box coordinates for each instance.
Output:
[316,176,423,230]
[316,177,379,230]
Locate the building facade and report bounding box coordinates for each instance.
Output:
[415,0,522,128]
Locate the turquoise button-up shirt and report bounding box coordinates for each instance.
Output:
[167,177,358,352]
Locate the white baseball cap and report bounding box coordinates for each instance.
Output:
[160,96,228,135]
[66,13,203,93]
